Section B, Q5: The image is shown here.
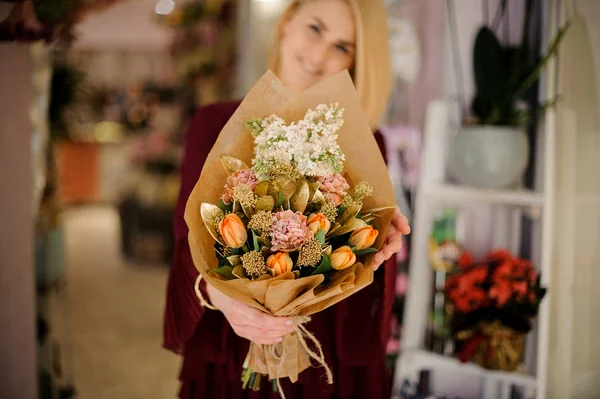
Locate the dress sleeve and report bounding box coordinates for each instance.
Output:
[334,130,398,364]
[162,106,221,354]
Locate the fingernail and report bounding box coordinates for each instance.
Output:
[285,319,293,326]
[276,337,283,342]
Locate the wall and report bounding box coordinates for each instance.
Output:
[0,43,38,399]
[549,0,600,397]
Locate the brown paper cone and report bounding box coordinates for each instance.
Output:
[184,69,396,383]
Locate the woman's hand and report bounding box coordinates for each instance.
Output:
[206,283,296,345]
[373,207,411,270]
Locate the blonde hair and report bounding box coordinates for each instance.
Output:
[268,0,392,129]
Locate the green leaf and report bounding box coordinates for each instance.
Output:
[355,248,378,256]
[275,190,285,208]
[311,255,332,276]
[218,199,231,212]
[251,230,260,252]
[320,274,331,287]
[472,27,508,121]
[513,22,571,99]
[315,229,326,246]
[214,266,235,280]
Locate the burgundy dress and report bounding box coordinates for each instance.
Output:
[163,101,397,399]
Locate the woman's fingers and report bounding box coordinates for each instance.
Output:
[232,302,293,329]
[392,208,411,235]
[232,324,293,344]
[372,208,411,270]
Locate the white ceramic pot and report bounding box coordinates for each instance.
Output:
[447,125,529,189]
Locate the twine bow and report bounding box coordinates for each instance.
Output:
[194,274,218,311]
[456,321,525,371]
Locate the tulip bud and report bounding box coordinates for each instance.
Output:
[349,226,378,250]
[330,246,356,270]
[218,214,247,248]
[266,252,294,276]
[307,213,331,235]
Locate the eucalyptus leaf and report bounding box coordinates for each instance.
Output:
[255,181,270,197]
[309,189,326,208]
[290,178,310,213]
[256,196,275,211]
[337,204,361,226]
[233,200,243,214]
[281,180,297,200]
[363,206,396,214]
[308,182,320,201]
[200,203,225,245]
[221,155,249,175]
[328,218,368,237]
[240,203,254,219]
[232,265,247,279]
[226,255,242,266]
[328,222,341,236]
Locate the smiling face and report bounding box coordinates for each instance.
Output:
[276,0,356,92]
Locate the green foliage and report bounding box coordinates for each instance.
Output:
[471,13,570,126]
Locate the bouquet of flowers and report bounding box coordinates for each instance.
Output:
[445,249,547,371]
[184,70,396,395]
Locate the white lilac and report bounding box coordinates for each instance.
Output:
[250,103,345,180]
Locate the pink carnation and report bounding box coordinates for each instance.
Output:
[221,169,259,205]
[270,210,314,251]
[316,173,350,206]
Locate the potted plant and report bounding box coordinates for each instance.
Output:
[447,5,570,189]
[444,249,546,371]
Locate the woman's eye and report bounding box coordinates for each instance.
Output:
[309,24,320,34]
[336,45,349,54]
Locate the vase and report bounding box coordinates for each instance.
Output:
[447,126,529,189]
[473,321,526,371]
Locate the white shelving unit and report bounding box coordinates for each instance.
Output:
[393,97,556,398]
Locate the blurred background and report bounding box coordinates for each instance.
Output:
[0,0,598,398]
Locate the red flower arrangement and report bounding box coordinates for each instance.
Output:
[444,249,547,370]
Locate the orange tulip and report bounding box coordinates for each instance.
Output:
[348,226,379,250]
[218,214,247,248]
[307,213,331,235]
[330,246,356,270]
[266,252,294,276]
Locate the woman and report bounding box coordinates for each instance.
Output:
[163,0,411,397]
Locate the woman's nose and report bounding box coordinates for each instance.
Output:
[305,43,328,72]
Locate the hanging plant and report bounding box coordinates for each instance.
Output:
[470,2,570,126]
[0,0,122,43]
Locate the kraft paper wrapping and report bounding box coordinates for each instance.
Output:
[184,69,396,383]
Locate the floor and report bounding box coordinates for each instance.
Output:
[61,205,180,399]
